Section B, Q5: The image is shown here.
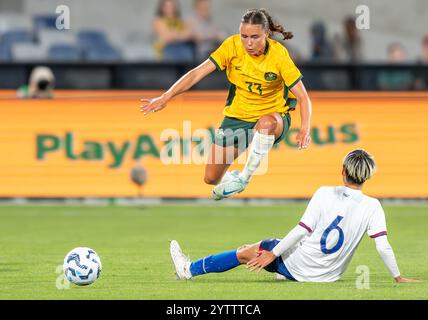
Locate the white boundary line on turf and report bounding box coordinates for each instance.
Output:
[0,197,428,206]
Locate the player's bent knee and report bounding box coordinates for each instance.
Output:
[204,175,220,185]
[237,243,260,263]
[256,116,277,134]
[236,244,250,263]
[237,244,249,251]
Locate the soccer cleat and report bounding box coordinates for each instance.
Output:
[212,190,223,201]
[169,240,192,280]
[211,171,234,200]
[212,171,248,200]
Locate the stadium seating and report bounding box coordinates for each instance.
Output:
[1,30,34,46]
[38,29,76,48]
[0,43,11,61]
[163,42,194,62]
[12,43,47,61]
[121,44,157,61]
[33,15,57,30]
[0,14,32,35]
[78,30,122,61]
[48,44,82,61]
[77,30,110,49]
[84,45,122,62]
[0,30,34,61]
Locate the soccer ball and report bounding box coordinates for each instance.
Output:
[63,247,102,286]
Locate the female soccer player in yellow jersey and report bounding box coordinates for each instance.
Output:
[141,8,312,200]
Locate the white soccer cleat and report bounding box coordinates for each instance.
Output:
[212,171,248,200]
[211,171,234,200]
[212,190,223,201]
[169,240,192,280]
[222,170,235,183]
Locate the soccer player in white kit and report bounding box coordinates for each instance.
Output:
[170,149,418,283]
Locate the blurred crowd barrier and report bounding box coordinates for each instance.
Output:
[0,90,427,198]
[1,63,427,91]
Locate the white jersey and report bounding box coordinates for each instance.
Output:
[283,186,388,282]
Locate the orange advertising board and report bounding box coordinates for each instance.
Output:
[0,90,427,198]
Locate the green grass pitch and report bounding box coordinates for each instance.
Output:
[0,204,427,299]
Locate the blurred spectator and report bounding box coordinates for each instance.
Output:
[414,35,428,90]
[188,0,224,62]
[418,35,428,64]
[387,43,407,62]
[152,0,194,62]
[309,21,334,62]
[17,66,55,99]
[377,43,414,90]
[332,16,363,62]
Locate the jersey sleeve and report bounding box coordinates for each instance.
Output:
[298,187,324,233]
[278,47,303,89]
[367,201,388,238]
[209,36,234,71]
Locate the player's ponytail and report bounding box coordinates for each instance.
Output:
[241,8,293,40]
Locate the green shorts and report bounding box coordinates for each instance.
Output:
[214,113,291,151]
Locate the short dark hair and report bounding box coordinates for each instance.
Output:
[343,149,376,185]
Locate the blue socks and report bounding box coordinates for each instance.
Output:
[189,250,240,277]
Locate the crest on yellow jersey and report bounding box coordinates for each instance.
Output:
[264,72,277,81]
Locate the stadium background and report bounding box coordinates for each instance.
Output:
[1,0,427,199]
[1,0,428,302]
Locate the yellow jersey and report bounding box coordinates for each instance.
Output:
[209,34,303,122]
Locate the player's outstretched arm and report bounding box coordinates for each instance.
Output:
[140,59,216,115]
[290,81,312,149]
[374,235,419,283]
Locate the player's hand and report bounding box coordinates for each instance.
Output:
[246,250,276,273]
[394,276,420,283]
[296,129,311,149]
[140,95,167,115]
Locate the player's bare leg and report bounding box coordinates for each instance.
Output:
[204,144,240,185]
[236,242,263,263]
[214,112,284,199]
[205,143,248,200]
[237,241,284,280]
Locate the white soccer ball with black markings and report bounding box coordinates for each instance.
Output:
[63,247,102,286]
